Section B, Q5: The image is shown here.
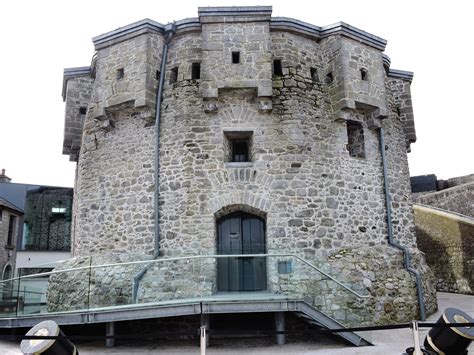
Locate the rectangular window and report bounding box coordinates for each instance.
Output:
[273,60,283,76]
[169,67,178,84]
[52,207,66,214]
[232,52,240,64]
[116,68,124,80]
[231,140,249,162]
[224,131,253,163]
[310,67,319,82]
[192,63,201,80]
[325,72,334,84]
[346,121,366,159]
[7,215,15,246]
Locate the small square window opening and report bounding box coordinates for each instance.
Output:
[224,131,253,163]
[232,52,240,64]
[79,107,87,115]
[360,68,368,81]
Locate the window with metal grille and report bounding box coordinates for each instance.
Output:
[231,140,249,162]
[224,131,253,163]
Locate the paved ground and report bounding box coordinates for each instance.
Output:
[1,292,472,354]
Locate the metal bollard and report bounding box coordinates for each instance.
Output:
[424,307,474,355]
[200,326,207,355]
[20,320,78,354]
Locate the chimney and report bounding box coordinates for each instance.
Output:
[0,169,12,183]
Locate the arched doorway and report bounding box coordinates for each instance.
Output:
[216,212,266,292]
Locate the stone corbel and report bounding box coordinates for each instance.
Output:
[258,98,272,113]
[203,99,219,113]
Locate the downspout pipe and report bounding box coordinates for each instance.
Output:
[154,23,175,258]
[379,127,426,321]
[132,23,175,302]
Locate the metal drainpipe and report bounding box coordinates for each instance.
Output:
[132,24,175,302]
[379,127,426,321]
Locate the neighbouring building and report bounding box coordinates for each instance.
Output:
[0,171,73,308]
[52,6,437,326]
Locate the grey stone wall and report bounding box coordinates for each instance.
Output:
[59,7,437,324]
[388,77,416,148]
[414,205,473,294]
[415,182,474,218]
[0,209,20,279]
[89,33,163,119]
[63,74,94,161]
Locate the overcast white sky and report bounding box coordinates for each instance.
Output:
[0,0,472,187]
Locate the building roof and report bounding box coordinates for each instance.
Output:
[0,196,24,214]
[90,6,387,52]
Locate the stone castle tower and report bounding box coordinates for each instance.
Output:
[57,6,436,324]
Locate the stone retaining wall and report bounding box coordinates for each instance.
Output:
[415,182,473,218]
[414,205,473,294]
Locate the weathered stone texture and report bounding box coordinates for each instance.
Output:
[59,8,437,325]
[74,107,155,255]
[201,19,272,98]
[89,33,164,119]
[415,182,474,218]
[388,77,416,148]
[414,205,473,294]
[63,75,94,161]
[47,253,149,311]
[0,208,21,278]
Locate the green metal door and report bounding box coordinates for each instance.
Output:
[217,212,266,292]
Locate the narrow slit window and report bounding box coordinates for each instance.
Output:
[169,67,178,84]
[310,68,319,82]
[346,121,366,159]
[325,72,333,84]
[7,216,15,246]
[232,52,240,64]
[273,60,283,76]
[156,70,161,80]
[116,68,124,80]
[360,68,368,81]
[192,63,201,80]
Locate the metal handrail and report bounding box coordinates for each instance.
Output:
[0,253,369,299]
